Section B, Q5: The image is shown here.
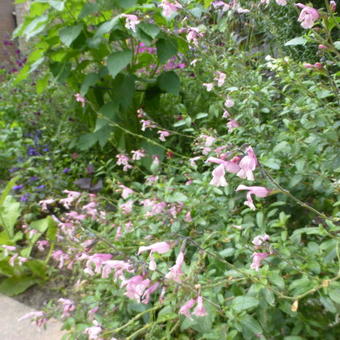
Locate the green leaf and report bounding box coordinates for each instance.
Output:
[77,133,98,150]
[0,277,37,296]
[138,23,160,39]
[333,41,340,50]
[0,196,21,238]
[0,177,18,206]
[167,192,188,203]
[81,73,99,96]
[262,288,275,306]
[20,15,49,40]
[107,50,132,79]
[329,287,340,304]
[60,24,83,47]
[232,296,259,312]
[48,0,65,11]
[157,71,180,95]
[261,158,281,170]
[240,315,263,335]
[36,73,49,94]
[156,38,178,64]
[78,2,99,19]
[94,16,120,39]
[285,36,307,46]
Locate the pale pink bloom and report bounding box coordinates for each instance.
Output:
[222,110,230,118]
[9,254,28,266]
[252,234,270,246]
[18,311,48,327]
[203,83,214,92]
[60,190,81,209]
[120,200,133,214]
[101,260,133,280]
[37,240,49,251]
[275,0,287,5]
[190,59,198,66]
[88,307,99,320]
[237,146,257,181]
[115,226,122,240]
[231,224,243,230]
[159,0,182,18]
[210,164,228,187]
[203,135,216,147]
[151,155,160,168]
[143,282,160,303]
[296,3,320,29]
[66,211,86,220]
[189,156,201,167]
[207,156,240,174]
[84,321,102,340]
[212,1,230,12]
[179,298,196,317]
[125,221,133,232]
[224,97,234,108]
[330,1,336,11]
[122,275,154,303]
[38,198,55,211]
[119,185,134,199]
[318,44,327,50]
[193,296,208,317]
[121,14,140,32]
[227,119,239,132]
[75,93,85,107]
[2,245,16,251]
[303,62,323,70]
[158,130,170,142]
[138,241,172,255]
[131,149,145,160]
[52,250,70,268]
[236,184,270,210]
[58,298,76,318]
[186,27,203,46]
[116,154,132,171]
[85,253,113,276]
[251,252,269,271]
[140,119,155,131]
[214,71,226,86]
[146,175,159,183]
[184,211,192,222]
[165,251,184,282]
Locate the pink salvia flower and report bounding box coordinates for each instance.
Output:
[138,241,172,255]
[227,119,239,132]
[158,130,170,142]
[165,251,184,282]
[186,27,203,46]
[330,1,336,12]
[179,298,196,318]
[296,3,320,29]
[120,200,133,214]
[275,0,287,5]
[210,164,228,187]
[203,83,214,92]
[122,14,140,32]
[116,154,132,171]
[214,71,226,87]
[251,252,269,271]
[212,1,230,12]
[131,149,145,160]
[237,146,257,181]
[84,321,102,340]
[140,119,155,131]
[207,157,240,174]
[236,185,270,210]
[159,0,182,18]
[75,93,85,107]
[193,296,208,317]
[101,260,133,280]
[119,185,134,199]
[224,97,234,107]
[37,240,49,251]
[252,234,270,246]
[58,298,76,318]
[18,311,48,328]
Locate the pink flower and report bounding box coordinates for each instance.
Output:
[203,82,214,92]
[318,44,328,50]
[84,321,102,340]
[159,0,182,18]
[9,254,27,266]
[158,130,170,142]
[237,146,257,181]
[193,296,208,317]
[122,275,158,304]
[186,27,203,46]
[60,190,81,209]
[37,240,49,251]
[210,164,228,187]
[39,198,55,211]
[189,156,201,167]
[165,251,184,282]
[121,14,140,32]
[58,298,76,318]
[296,3,320,29]
[119,185,134,199]
[140,119,155,131]
[184,211,192,222]
[252,234,270,246]
[138,241,172,255]
[212,1,230,12]
[179,298,196,317]
[131,149,145,160]
[214,74,226,90]
[226,119,239,132]
[251,252,269,271]
[116,154,132,171]
[85,253,113,276]
[330,1,336,12]
[101,260,133,280]
[224,97,234,108]
[207,156,240,174]
[222,110,230,118]
[75,93,85,107]
[18,311,48,328]
[236,184,270,210]
[275,0,287,5]
[120,200,133,214]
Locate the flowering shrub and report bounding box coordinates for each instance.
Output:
[2,0,340,339]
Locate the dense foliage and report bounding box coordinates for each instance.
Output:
[1,0,339,339]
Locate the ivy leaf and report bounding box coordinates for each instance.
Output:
[81,73,99,96]
[156,38,178,64]
[60,24,83,47]
[157,71,180,95]
[107,50,132,79]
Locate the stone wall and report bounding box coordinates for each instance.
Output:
[0,0,16,65]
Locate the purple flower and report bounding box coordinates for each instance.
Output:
[35,185,45,191]
[20,193,31,202]
[28,176,39,182]
[13,185,24,191]
[9,167,20,173]
[63,168,71,174]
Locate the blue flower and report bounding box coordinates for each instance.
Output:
[13,185,24,191]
